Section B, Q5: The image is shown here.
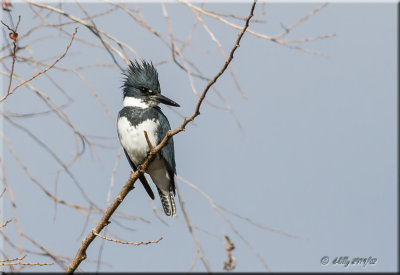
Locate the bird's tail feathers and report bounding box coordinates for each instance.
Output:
[157,188,176,217]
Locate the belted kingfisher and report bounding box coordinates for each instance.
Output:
[117,60,180,217]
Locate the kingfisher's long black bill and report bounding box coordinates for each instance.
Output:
[154,94,180,107]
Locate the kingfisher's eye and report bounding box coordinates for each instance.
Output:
[139,87,148,93]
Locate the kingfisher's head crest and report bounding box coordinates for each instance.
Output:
[123,60,160,97]
[122,59,180,108]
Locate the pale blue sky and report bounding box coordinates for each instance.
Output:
[1,2,397,272]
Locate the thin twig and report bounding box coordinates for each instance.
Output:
[93,232,162,246]
[143,130,154,151]
[0,187,6,199]
[0,255,26,262]
[274,3,328,39]
[0,220,12,229]
[0,262,53,266]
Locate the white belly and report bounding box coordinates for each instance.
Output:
[118,117,170,195]
[118,116,172,193]
[117,116,159,166]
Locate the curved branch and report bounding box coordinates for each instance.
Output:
[65,1,256,273]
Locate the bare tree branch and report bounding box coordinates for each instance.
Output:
[4,27,77,99]
[65,1,256,273]
[0,15,20,102]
